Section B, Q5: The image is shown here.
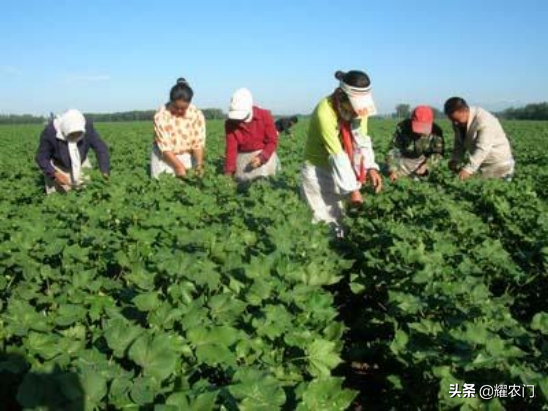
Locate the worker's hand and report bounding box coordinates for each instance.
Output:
[54,171,71,186]
[415,163,428,176]
[389,172,398,183]
[368,169,383,193]
[458,169,472,181]
[195,164,204,178]
[349,190,363,206]
[448,160,459,172]
[247,156,263,170]
[174,165,186,178]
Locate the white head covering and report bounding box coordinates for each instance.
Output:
[54,109,86,140]
[228,88,254,122]
[53,109,86,185]
[339,81,377,118]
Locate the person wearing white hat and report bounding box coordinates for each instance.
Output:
[35,109,110,194]
[224,88,280,182]
[301,70,382,232]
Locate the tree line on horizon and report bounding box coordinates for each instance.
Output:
[2,103,548,125]
[0,108,226,125]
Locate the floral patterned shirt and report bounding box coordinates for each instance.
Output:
[153,104,206,153]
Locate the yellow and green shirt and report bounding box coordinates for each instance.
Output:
[304,97,369,168]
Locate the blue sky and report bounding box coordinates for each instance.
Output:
[1,0,547,115]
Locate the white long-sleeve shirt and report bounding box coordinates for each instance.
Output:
[451,107,514,174]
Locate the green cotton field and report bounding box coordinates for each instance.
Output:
[0,119,547,410]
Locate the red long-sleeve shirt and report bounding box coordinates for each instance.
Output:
[224,106,278,174]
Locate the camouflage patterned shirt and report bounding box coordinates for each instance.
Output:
[386,119,444,174]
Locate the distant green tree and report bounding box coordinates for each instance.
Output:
[0,114,45,125]
[84,111,156,122]
[84,108,226,122]
[499,102,548,120]
[202,109,225,120]
[395,104,411,119]
[431,107,445,119]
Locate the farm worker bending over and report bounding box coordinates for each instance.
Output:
[301,70,382,229]
[35,109,110,194]
[151,78,206,178]
[275,116,299,137]
[386,106,444,181]
[444,97,514,181]
[224,88,280,182]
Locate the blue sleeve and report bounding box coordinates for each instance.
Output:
[35,126,56,177]
[86,121,110,174]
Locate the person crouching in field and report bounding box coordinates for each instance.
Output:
[301,70,382,231]
[275,116,299,137]
[386,106,444,182]
[151,78,206,179]
[444,97,515,181]
[35,109,110,194]
[224,88,280,182]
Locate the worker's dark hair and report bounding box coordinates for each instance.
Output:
[444,97,469,115]
[290,116,299,124]
[170,78,194,103]
[335,70,371,88]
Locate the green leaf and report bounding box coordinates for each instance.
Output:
[26,331,63,360]
[130,376,155,405]
[80,370,107,410]
[55,304,88,327]
[165,392,190,410]
[125,263,156,291]
[166,390,219,411]
[128,333,178,382]
[5,299,50,335]
[187,326,241,366]
[195,344,236,365]
[188,391,219,411]
[387,374,403,390]
[229,368,286,410]
[388,291,424,315]
[246,278,273,306]
[104,318,144,357]
[349,273,366,294]
[132,291,161,312]
[296,378,357,411]
[306,339,342,378]
[109,376,134,409]
[187,325,241,347]
[207,293,247,322]
[252,304,292,340]
[531,312,548,334]
[390,329,409,356]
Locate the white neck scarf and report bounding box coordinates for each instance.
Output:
[53,110,86,185]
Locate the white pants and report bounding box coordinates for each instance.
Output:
[479,159,515,180]
[44,158,92,195]
[388,150,429,177]
[150,145,194,178]
[235,150,280,182]
[300,162,345,226]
